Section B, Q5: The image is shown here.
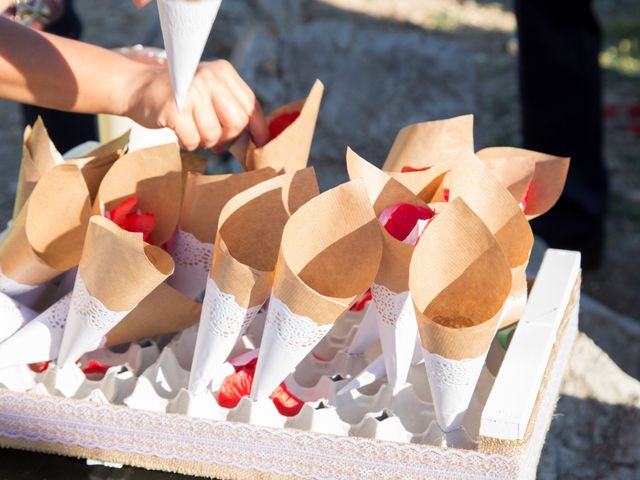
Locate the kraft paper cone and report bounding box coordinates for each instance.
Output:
[93,143,182,246]
[250,180,383,400]
[346,148,450,203]
[0,164,91,296]
[13,117,64,218]
[409,198,511,432]
[66,130,130,202]
[475,147,570,220]
[169,168,277,298]
[106,283,202,347]
[230,80,324,174]
[189,169,319,392]
[157,0,222,110]
[383,114,474,172]
[0,293,38,343]
[474,147,535,204]
[448,153,534,327]
[0,292,72,369]
[57,216,174,367]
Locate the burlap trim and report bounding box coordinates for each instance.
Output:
[478,275,581,455]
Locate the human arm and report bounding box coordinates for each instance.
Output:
[0,16,269,149]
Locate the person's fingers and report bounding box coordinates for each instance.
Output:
[248,101,270,147]
[132,0,152,9]
[211,85,250,144]
[192,97,222,149]
[169,111,201,151]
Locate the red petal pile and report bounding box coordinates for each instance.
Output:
[217,357,304,416]
[268,111,300,140]
[349,288,372,312]
[109,195,155,243]
[379,203,435,243]
[81,359,111,377]
[28,361,50,373]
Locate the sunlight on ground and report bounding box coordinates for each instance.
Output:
[317,0,516,33]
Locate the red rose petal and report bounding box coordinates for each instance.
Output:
[81,359,111,377]
[28,361,50,373]
[521,185,531,210]
[380,203,435,241]
[270,383,304,417]
[122,212,155,242]
[443,188,450,202]
[268,111,301,139]
[628,104,640,118]
[349,288,372,312]
[217,364,256,408]
[109,195,139,226]
[400,165,429,173]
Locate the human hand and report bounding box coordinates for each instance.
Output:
[125,59,269,151]
[131,0,152,9]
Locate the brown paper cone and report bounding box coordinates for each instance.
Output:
[211,167,320,307]
[410,198,511,359]
[251,180,383,399]
[0,164,91,289]
[188,168,319,392]
[475,147,570,220]
[179,168,277,244]
[448,153,533,270]
[13,117,64,218]
[92,143,183,246]
[229,80,324,174]
[79,216,174,312]
[106,283,201,347]
[383,114,474,172]
[57,216,174,366]
[66,130,130,202]
[475,147,535,204]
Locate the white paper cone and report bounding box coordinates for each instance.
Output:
[188,277,261,393]
[0,292,72,369]
[0,293,38,343]
[337,354,385,395]
[250,296,332,401]
[346,301,380,355]
[424,300,510,433]
[57,275,130,367]
[157,0,222,110]
[370,284,419,388]
[167,227,213,299]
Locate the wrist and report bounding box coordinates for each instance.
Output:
[110,59,158,118]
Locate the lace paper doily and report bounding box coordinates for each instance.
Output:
[172,228,213,273]
[371,284,414,327]
[202,277,261,339]
[423,351,486,389]
[267,297,332,352]
[70,276,127,333]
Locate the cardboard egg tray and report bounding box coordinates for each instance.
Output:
[0,249,580,479]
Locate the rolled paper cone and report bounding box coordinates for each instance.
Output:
[93,143,183,246]
[346,147,451,203]
[189,169,319,392]
[13,117,64,218]
[0,293,38,343]
[57,216,174,367]
[250,180,383,400]
[337,354,385,395]
[448,153,534,328]
[474,148,535,204]
[0,164,91,297]
[409,198,512,432]
[382,114,474,172]
[105,283,202,347]
[157,0,222,110]
[0,292,72,369]
[230,80,325,174]
[65,130,130,202]
[346,154,430,388]
[169,168,277,298]
[475,147,570,220]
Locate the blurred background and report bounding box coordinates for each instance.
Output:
[0,1,638,479]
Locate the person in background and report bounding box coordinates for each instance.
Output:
[0,14,269,151]
[515,0,608,269]
[3,0,97,153]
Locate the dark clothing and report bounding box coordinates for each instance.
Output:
[515,0,608,265]
[21,0,97,154]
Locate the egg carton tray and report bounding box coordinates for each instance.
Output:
[0,249,580,479]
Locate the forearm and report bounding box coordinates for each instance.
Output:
[0,16,154,115]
